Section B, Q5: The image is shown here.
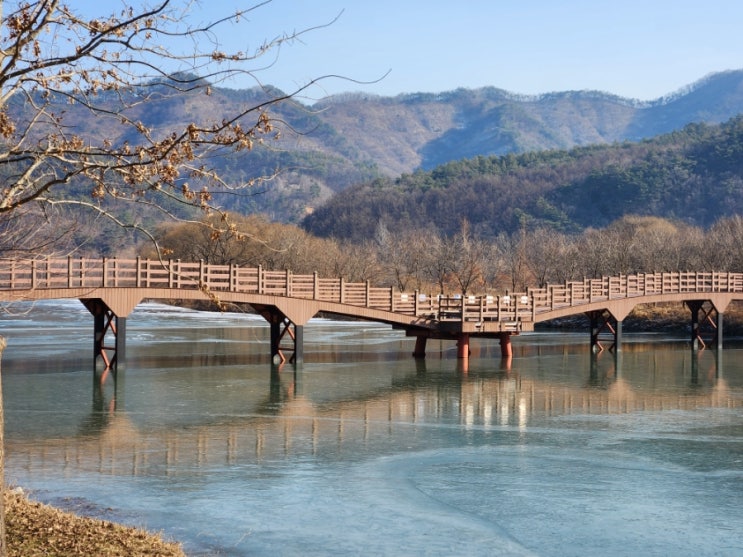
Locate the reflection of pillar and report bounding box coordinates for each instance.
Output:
[715,349,723,379]
[456,334,470,359]
[415,357,427,375]
[590,352,599,384]
[294,324,304,365]
[457,357,469,374]
[269,365,281,402]
[716,311,724,351]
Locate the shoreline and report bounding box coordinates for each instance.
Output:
[4,488,186,557]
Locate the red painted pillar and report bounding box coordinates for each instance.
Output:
[499,332,512,358]
[457,334,470,359]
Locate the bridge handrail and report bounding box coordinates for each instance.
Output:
[1,258,742,323]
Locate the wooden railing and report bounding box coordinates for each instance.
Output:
[0,257,742,324]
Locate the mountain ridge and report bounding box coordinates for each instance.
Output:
[17,69,743,224]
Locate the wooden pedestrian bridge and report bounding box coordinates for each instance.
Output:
[0,256,739,370]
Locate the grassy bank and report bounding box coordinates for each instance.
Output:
[4,489,185,557]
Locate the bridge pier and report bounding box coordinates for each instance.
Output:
[262,308,303,365]
[687,300,723,350]
[498,333,513,358]
[413,336,427,359]
[587,309,622,353]
[456,334,470,359]
[82,299,126,374]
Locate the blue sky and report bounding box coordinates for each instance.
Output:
[85,1,743,101]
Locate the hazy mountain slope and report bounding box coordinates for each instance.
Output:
[302,117,743,242]
[16,69,743,224]
[313,70,743,176]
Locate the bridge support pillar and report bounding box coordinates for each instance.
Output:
[687,300,722,351]
[263,308,303,365]
[413,336,427,359]
[587,310,621,353]
[498,333,513,358]
[82,299,125,375]
[456,334,470,359]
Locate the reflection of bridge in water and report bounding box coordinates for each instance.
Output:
[7,350,739,477]
[1,257,742,369]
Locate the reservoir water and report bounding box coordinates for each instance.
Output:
[2,300,742,556]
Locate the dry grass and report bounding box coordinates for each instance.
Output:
[4,489,185,557]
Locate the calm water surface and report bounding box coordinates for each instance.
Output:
[2,300,742,556]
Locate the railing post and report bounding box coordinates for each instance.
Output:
[340,277,345,304]
[102,257,108,287]
[569,282,574,306]
[199,260,205,286]
[390,286,395,312]
[258,265,264,293]
[313,272,319,300]
[230,264,237,292]
[286,269,292,297]
[42,256,49,288]
[134,256,142,288]
[414,289,419,315]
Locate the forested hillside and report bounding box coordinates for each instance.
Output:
[12,69,743,225]
[302,116,743,242]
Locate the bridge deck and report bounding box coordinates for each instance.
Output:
[0,257,740,365]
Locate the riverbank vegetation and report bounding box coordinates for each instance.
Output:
[4,489,184,557]
[142,212,743,298]
[303,116,743,242]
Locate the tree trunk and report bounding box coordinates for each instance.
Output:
[0,336,6,556]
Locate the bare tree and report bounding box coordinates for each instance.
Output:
[496,229,530,291]
[0,1,342,550]
[448,220,487,295]
[523,226,576,288]
[0,1,341,241]
[375,224,431,291]
[703,215,743,271]
[422,228,453,294]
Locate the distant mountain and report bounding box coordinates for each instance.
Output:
[249,68,743,220]
[301,116,743,242]
[314,70,743,175]
[20,69,743,223]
